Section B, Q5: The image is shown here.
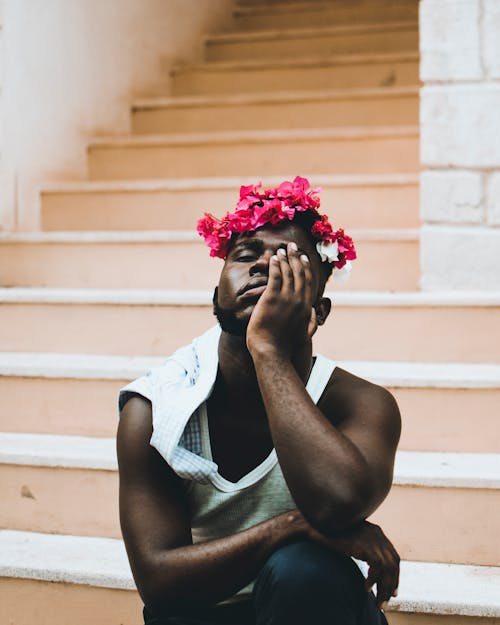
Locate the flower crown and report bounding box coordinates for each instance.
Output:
[197,176,356,282]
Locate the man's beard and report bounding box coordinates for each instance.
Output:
[212,288,248,337]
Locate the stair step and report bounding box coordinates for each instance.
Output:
[233,0,419,31]
[1,289,499,362]
[1,435,499,565]
[0,530,141,625]
[1,530,499,625]
[0,229,420,291]
[87,127,419,180]
[205,22,418,62]
[1,354,499,451]
[40,174,420,231]
[131,87,419,133]
[171,52,420,96]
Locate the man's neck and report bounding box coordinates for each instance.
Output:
[217,330,314,399]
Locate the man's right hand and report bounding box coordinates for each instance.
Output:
[300,516,400,609]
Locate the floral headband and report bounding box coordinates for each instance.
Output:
[197,176,357,282]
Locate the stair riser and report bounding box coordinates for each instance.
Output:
[397,388,500,453]
[131,93,418,134]
[1,579,141,625]
[206,28,418,62]
[2,578,494,625]
[88,135,419,180]
[2,463,499,565]
[390,614,499,625]
[234,2,419,31]
[0,239,419,291]
[373,486,500,566]
[0,377,125,437]
[41,182,419,231]
[172,58,419,95]
[1,465,118,537]
[1,303,499,363]
[2,378,500,453]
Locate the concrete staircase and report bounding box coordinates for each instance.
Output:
[1,1,500,623]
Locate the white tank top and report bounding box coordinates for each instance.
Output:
[184,354,336,544]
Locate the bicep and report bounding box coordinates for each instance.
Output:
[336,384,401,507]
[117,397,192,587]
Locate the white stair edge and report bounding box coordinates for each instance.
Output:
[233,1,418,17]
[132,85,419,110]
[171,51,420,74]
[2,288,500,307]
[40,173,420,194]
[205,20,418,45]
[0,228,419,244]
[1,433,500,489]
[1,353,499,389]
[1,529,499,617]
[88,125,419,148]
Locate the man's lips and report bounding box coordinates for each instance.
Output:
[239,284,267,299]
[237,279,268,299]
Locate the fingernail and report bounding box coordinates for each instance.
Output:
[271,255,278,262]
[380,602,388,611]
[394,589,398,597]
[300,254,309,263]
[290,242,298,251]
[277,248,286,257]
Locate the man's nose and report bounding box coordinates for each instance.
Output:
[249,251,274,275]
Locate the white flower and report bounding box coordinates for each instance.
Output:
[334,260,352,284]
[316,240,339,263]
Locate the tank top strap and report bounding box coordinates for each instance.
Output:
[305,354,336,404]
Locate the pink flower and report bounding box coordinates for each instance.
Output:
[335,228,357,261]
[197,177,356,283]
[311,214,334,242]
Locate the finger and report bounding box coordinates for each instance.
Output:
[287,242,304,294]
[277,247,293,293]
[301,253,313,308]
[365,564,380,593]
[374,556,398,608]
[266,254,282,294]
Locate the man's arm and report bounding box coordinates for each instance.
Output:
[117,395,308,613]
[247,244,401,534]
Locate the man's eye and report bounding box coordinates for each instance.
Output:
[236,254,256,262]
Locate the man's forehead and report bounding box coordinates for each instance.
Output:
[233,224,312,250]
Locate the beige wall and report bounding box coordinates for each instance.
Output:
[420,0,500,290]
[0,0,233,231]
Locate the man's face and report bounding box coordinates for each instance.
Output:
[214,222,325,336]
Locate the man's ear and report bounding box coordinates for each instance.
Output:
[212,287,219,316]
[314,297,331,326]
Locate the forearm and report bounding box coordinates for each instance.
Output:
[253,349,373,531]
[138,510,305,613]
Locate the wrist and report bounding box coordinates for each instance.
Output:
[248,340,291,364]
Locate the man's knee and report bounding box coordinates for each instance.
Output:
[253,541,367,623]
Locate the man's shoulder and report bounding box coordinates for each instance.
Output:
[320,366,400,430]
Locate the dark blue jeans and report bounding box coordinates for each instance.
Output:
[143,541,389,625]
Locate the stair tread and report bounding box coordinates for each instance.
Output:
[132,85,419,110]
[88,125,419,148]
[1,352,499,388]
[1,288,500,307]
[0,228,419,244]
[1,529,500,617]
[172,50,419,73]
[2,432,500,489]
[206,20,418,44]
[40,173,419,194]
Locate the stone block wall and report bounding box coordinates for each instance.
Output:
[420,0,500,290]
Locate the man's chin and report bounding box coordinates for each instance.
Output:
[213,302,250,338]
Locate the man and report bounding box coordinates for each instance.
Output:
[117,177,401,625]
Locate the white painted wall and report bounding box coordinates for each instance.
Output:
[0,0,233,231]
[420,0,500,290]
